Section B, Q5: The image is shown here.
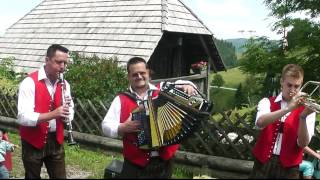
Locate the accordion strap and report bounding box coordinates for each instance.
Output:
[118,89,156,105]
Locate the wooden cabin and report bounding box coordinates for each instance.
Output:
[0,0,225,97]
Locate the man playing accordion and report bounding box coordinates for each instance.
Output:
[101,57,198,178]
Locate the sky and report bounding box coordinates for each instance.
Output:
[0,0,282,40]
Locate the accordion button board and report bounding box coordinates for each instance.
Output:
[132,83,213,150]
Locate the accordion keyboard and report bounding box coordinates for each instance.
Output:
[165,86,211,112]
[132,84,213,149]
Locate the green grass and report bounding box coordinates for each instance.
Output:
[212,67,248,88]
[210,89,236,112]
[6,132,193,179]
[64,145,119,178]
[210,67,249,111]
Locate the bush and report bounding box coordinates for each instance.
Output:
[0,57,22,96]
[65,52,128,103]
[211,74,225,88]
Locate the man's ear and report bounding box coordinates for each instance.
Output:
[45,57,49,62]
[147,68,153,77]
[280,77,284,89]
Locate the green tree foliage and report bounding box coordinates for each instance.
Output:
[65,52,128,103]
[0,57,15,80]
[234,83,248,108]
[242,75,265,107]
[238,1,320,101]
[214,38,238,68]
[211,74,225,88]
[239,37,285,75]
[264,0,320,18]
[238,37,284,97]
[0,57,22,95]
[286,19,320,81]
[264,0,320,82]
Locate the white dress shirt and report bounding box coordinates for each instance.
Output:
[255,93,316,155]
[17,66,74,132]
[101,80,197,138]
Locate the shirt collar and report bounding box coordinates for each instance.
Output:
[38,66,48,81]
[129,83,157,94]
[274,92,283,103]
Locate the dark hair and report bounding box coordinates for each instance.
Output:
[46,44,69,58]
[126,57,148,72]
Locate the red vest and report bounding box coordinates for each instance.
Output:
[19,71,65,149]
[120,86,179,167]
[252,96,304,167]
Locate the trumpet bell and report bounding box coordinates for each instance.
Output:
[300,81,320,113]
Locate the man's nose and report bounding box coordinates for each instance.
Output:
[60,63,66,71]
[290,87,298,93]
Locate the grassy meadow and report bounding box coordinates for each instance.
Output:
[212,67,248,88]
[210,67,248,112]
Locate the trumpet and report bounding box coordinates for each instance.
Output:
[299,81,320,113]
[59,72,77,146]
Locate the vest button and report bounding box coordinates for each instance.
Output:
[147,158,149,161]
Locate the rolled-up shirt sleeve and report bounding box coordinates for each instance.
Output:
[255,98,271,129]
[101,96,121,138]
[174,79,198,89]
[306,112,316,141]
[17,77,39,127]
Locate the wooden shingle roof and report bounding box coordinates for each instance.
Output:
[0,0,217,73]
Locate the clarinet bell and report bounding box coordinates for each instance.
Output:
[68,138,77,146]
[67,132,77,146]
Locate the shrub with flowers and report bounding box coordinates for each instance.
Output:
[191,61,208,72]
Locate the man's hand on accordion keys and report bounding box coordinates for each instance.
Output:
[174,84,198,96]
[118,113,141,136]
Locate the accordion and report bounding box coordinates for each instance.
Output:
[132,82,213,149]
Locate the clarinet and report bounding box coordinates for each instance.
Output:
[59,72,77,146]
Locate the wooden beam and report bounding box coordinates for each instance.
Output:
[199,35,215,98]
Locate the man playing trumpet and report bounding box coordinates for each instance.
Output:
[250,64,316,179]
[17,44,74,178]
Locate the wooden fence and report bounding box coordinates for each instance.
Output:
[1,92,319,161]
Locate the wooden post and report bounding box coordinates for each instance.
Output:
[199,35,215,99]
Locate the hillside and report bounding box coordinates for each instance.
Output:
[225,38,248,55]
[210,67,248,112]
[213,38,238,68]
[215,67,247,88]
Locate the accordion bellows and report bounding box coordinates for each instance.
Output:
[132,83,212,149]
